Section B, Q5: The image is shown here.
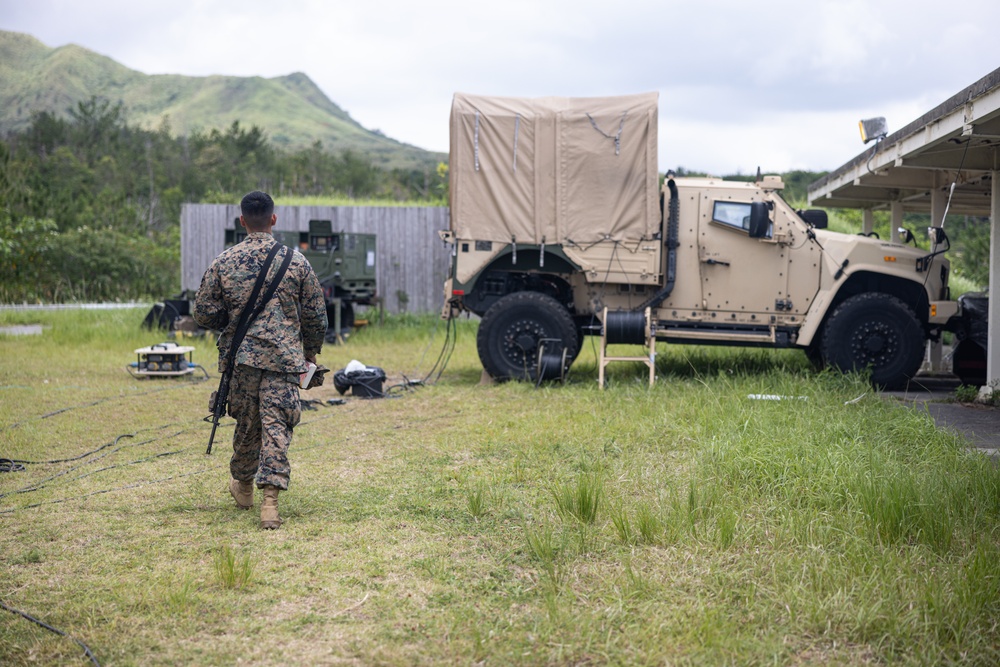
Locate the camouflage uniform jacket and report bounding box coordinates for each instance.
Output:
[194,232,328,373]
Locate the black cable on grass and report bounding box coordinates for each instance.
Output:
[0,600,101,666]
[421,315,457,385]
[410,306,446,378]
[0,378,209,433]
[0,403,455,514]
[0,466,216,514]
[68,449,184,482]
[0,413,259,512]
[0,432,189,499]
[0,402,355,514]
[0,459,27,473]
[0,412,233,474]
[5,433,138,468]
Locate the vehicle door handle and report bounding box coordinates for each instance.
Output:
[703,258,730,266]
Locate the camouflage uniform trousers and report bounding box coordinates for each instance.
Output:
[228,364,301,490]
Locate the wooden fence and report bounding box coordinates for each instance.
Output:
[181,204,452,314]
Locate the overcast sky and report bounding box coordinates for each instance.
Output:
[2,0,998,174]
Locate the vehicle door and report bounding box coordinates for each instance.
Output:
[696,191,793,321]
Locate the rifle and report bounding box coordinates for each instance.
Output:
[205,242,293,454]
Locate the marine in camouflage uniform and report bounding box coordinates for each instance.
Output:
[194,191,327,529]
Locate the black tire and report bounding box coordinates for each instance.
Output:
[477,292,579,381]
[821,293,925,390]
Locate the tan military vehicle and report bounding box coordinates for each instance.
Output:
[440,93,958,389]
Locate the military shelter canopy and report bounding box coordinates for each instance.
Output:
[808,67,1000,217]
[808,66,1000,388]
[449,92,659,245]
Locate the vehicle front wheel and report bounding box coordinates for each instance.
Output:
[477,292,579,381]
[821,293,924,390]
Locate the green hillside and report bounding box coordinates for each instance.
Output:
[0,30,442,169]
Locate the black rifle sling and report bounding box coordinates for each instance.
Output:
[224,241,291,372]
[243,245,294,339]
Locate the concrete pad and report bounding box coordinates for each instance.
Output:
[0,324,44,336]
[885,375,1000,455]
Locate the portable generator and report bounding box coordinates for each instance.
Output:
[127,342,205,379]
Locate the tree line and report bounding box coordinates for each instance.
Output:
[0,97,445,303]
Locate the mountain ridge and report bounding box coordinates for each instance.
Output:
[0,30,441,170]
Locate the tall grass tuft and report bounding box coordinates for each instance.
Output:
[853,456,955,550]
[611,507,637,545]
[215,546,255,590]
[166,576,197,612]
[551,474,602,524]
[465,480,488,520]
[636,503,665,544]
[524,522,564,606]
[715,507,738,548]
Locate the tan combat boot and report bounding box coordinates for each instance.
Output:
[260,486,283,530]
[229,477,253,510]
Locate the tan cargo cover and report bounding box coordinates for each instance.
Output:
[450,92,659,245]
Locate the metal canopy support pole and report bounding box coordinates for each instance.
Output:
[986,169,1000,393]
[890,201,904,244]
[862,209,874,236]
[926,184,947,372]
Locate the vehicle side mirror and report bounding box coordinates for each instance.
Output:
[797,209,828,229]
[748,202,771,238]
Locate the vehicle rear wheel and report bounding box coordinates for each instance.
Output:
[477,292,579,381]
[821,293,924,390]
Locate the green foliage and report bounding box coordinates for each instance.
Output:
[947,214,992,289]
[955,384,980,403]
[0,215,176,302]
[0,215,59,293]
[0,93,445,303]
[779,169,828,205]
[12,548,44,565]
[666,167,827,206]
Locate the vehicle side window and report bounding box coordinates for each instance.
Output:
[712,201,753,231]
[712,201,772,238]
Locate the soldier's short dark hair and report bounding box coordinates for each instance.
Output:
[240,191,275,230]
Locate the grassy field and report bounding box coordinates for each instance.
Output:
[1,308,999,666]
